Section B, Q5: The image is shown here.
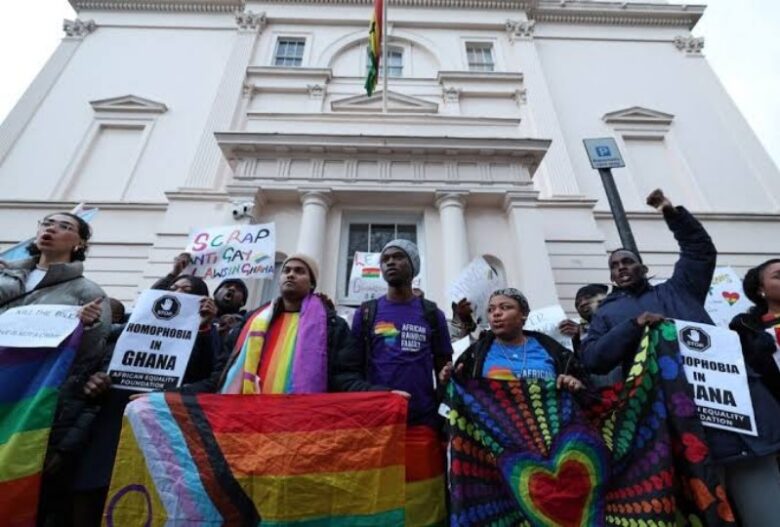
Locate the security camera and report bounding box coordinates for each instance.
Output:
[231,201,255,220]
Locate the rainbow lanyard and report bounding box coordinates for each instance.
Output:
[762,313,780,352]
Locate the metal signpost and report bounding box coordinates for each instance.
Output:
[582,137,639,255]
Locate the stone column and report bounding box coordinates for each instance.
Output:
[509,23,582,198]
[504,191,559,307]
[436,191,470,292]
[0,19,96,165]
[297,190,332,265]
[182,11,266,189]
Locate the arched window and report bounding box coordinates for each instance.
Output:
[366,46,403,77]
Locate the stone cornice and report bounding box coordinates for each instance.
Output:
[69,0,242,12]
[216,132,549,159]
[256,0,531,9]
[531,1,705,29]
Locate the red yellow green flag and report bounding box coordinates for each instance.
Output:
[365,0,383,96]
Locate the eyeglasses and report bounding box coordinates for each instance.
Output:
[38,219,78,233]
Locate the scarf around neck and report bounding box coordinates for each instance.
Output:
[221,293,329,394]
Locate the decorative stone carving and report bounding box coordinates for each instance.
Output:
[242,82,254,98]
[513,88,528,105]
[63,19,96,38]
[235,10,267,32]
[673,35,704,55]
[307,84,325,99]
[505,19,535,42]
[442,86,460,104]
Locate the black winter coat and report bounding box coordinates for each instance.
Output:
[455,329,586,383]
[731,312,780,404]
[582,206,780,463]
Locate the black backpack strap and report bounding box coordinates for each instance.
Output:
[420,298,442,355]
[360,299,379,357]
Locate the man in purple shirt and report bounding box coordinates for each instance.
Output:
[351,239,451,526]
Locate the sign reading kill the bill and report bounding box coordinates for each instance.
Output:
[705,266,753,328]
[185,223,276,280]
[348,252,388,301]
[0,305,80,348]
[107,289,200,392]
[674,319,757,436]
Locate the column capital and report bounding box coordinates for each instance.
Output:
[435,191,468,210]
[63,19,96,39]
[503,190,541,212]
[235,10,267,33]
[300,189,333,209]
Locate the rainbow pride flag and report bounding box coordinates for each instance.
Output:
[105,391,407,526]
[364,0,383,96]
[0,327,83,526]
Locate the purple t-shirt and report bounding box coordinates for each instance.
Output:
[352,296,453,426]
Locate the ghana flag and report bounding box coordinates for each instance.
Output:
[0,327,82,525]
[364,0,383,96]
[105,391,407,526]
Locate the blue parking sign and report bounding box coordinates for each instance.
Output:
[583,138,625,169]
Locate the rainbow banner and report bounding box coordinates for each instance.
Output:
[105,391,407,526]
[447,322,735,526]
[364,0,383,96]
[0,327,83,526]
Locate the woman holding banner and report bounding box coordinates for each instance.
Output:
[71,274,225,526]
[444,288,585,389]
[0,212,111,526]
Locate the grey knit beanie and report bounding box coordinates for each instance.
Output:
[381,239,420,277]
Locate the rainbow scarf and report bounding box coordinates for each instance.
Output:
[447,321,735,527]
[104,391,407,525]
[221,294,328,394]
[364,0,383,96]
[0,327,83,526]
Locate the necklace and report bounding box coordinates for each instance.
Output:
[495,338,528,374]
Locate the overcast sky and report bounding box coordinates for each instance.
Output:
[0,0,777,170]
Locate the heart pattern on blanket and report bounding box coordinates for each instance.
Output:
[500,426,607,527]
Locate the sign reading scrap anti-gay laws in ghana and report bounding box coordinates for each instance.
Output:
[185,223,276,280]
[674,319,757,435]
[108,289,200,391]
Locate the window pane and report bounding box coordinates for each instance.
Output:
[275,38,305,67]
[466,43,494,72]
[396,225,416,242]
[344,221,418,300]
[369,224,395,252]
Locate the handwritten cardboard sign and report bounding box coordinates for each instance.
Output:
[185,223,276,280]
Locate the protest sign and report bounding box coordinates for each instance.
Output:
[108,290,200,391]
[452,336,471,363]
[524,305,573,351]
[348,252,387,301]
[184,223,275,280]
[0,305,80,348]
[674,319,757,435]
[448,257,504,322]
[705,267,752,328]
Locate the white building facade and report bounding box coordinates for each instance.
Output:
[1,0,778,314]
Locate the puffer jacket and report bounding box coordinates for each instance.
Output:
[582,207,780,463]
[0,258,111,456]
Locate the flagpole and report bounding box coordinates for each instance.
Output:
[381,0,388,113]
